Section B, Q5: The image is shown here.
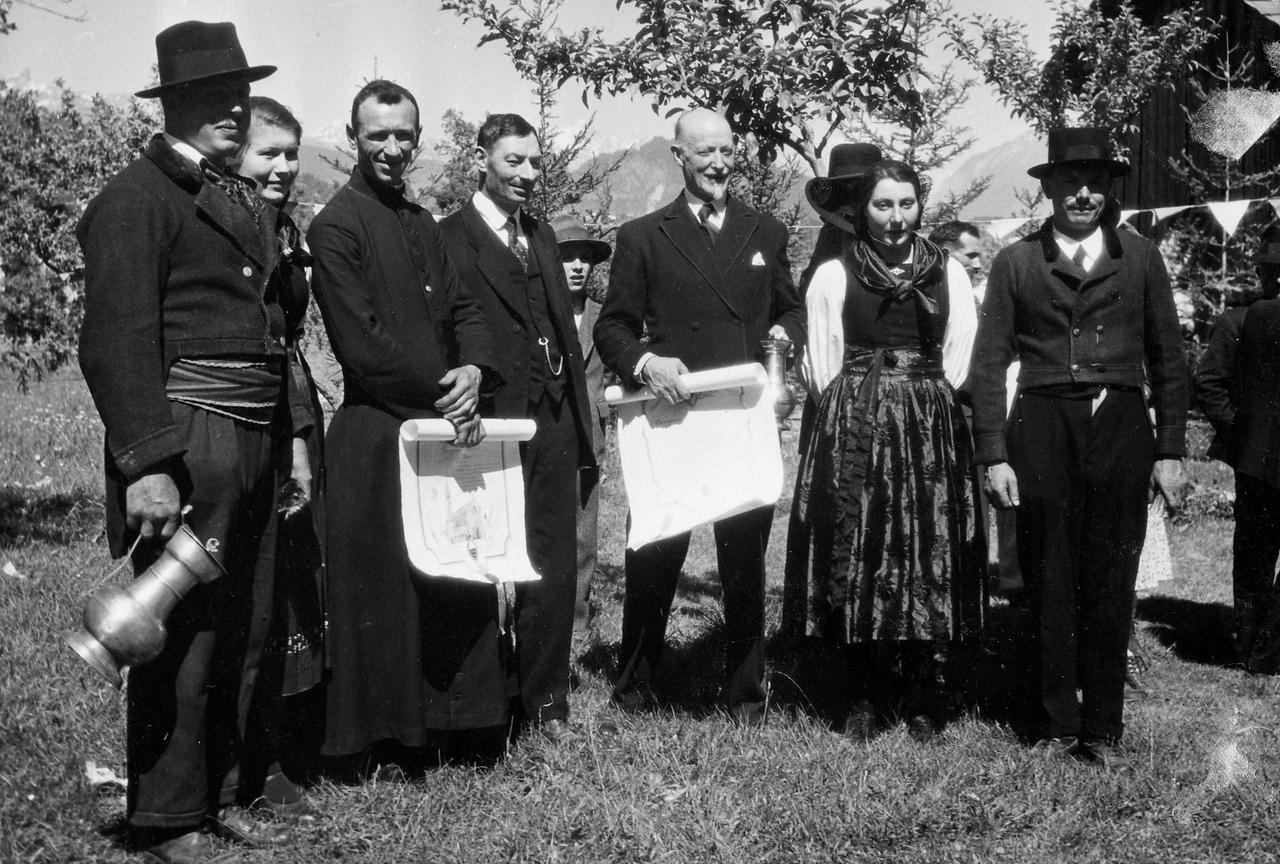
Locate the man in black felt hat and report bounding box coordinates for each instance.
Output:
[1195,237,1280,674]
[77,20,315,861]
[968,127,1188,768]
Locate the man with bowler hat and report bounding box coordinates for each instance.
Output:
[1195,237,1280,673]
[77,21,312,861]
[594,108,805,723]
[550,213,615,641]
[969,127,1187,767]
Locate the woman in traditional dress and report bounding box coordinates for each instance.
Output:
[788,154,983,742]
[235,97,328,779]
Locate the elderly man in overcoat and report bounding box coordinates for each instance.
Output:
[439,113,596,742]
[594,108,805,724]
[77,20,313,862]
[970,128,1187,768]
[306,80,496,764]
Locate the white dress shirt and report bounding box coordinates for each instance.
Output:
[683,189,726,232]
[472,190,527,253]
[1053,226,1104,273]
[801,254,976,398]
[162,133,209,170]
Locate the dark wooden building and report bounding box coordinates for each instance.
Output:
[1119,0,1280,209]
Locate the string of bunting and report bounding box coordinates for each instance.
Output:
[789,196,1280,242]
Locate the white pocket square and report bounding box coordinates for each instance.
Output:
[749,251,766,267]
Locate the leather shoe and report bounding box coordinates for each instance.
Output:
[138,830,235,864]
[1125,651,1150,699]
[210,806,294,847]
[536,718,578,743]
[256,795,319,826]
[1032,736,1081,760]
[843,699,877,742]
[1082,738,1132,770]
[906,714,938,744]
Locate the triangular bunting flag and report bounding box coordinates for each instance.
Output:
[1207,200,1253,238]
[1269,198,1280,216]
[1119,209,1141,223]
[987,218,1030,241]
[1151,205,1190,224]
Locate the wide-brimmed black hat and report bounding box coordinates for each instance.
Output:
[551,214,611,265]
[1027,127,1130,180]
[805,143,883,235]
[135,21,275,99]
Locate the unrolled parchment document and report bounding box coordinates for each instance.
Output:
[605,362,783,550]
[399,418,540,583]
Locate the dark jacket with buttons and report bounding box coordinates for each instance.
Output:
[439,198,596,470]
[1212,299,1280,486]
[970,218,1188,464]
[77,134,293,482]
[594,195,805,388]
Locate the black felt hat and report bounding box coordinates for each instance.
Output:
[135,21,275,99]
[1027,127,1130,180]
[804,143,883,235]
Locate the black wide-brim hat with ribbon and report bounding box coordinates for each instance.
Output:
[551,214,612,265]
[135,21,275,99]
[1027,127,1130,180]
[805,143,883,235]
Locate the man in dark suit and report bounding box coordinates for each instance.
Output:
[1195,240,1280,673]
[970,128,1188,768]
[593,108,805,723]
[307,80,496,764]
[77,21,308,862]
[439,114,596,742]
[550,214,615,638]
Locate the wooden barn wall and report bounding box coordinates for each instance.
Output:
[1117,0,1280,209]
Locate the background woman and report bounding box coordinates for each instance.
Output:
[788,157,983,742]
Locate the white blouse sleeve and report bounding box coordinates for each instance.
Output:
[941,256,976,389]
[800,259,847,401]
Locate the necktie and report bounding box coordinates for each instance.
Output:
[698,203,719,247]
[506,214,528,270]
[1072,244,1089,273]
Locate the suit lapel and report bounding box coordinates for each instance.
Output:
[194,183,266,270]
[658,196,744,316]
[462,200,527,315]
[714,199,758,278]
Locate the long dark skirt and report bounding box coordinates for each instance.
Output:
[788,346,984,645]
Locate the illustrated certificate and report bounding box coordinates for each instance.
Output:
[398,418,540,583]
[605,363,784,549]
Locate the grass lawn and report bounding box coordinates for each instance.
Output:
[3,371,1279,863]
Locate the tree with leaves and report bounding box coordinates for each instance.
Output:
[846,0,988,222]
[442,0,925,177]
[0,82,157,387]
[946,0,1214,157]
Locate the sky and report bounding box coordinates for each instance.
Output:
[1,0,1054,162]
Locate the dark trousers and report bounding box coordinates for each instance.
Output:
[126,403,283,831]
[516,394,581,723]
[1008,388,1152,742]
[614,504,774,707]
[1232,472,1280,672]
[574,414,608,626]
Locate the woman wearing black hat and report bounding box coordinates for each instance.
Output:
[788,158,983,742]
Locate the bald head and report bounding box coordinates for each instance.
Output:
[671,108,735,204]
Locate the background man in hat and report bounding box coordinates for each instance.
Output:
[594,108,805,723]
[1195,237,1280,673]
[551,214,614,642]
[969,127,1188,767]
[307,80,496,766]
[76,20,310,862]
[439,113,596,743]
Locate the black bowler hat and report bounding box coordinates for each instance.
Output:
[135,21,275,99]
[804,143,883,235]
[1027,127,1130,180]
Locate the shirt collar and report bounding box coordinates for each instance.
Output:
[683,189,725,219]
[473,190,521,236]
[162,133,215,171]
[1053,226,1103,263]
